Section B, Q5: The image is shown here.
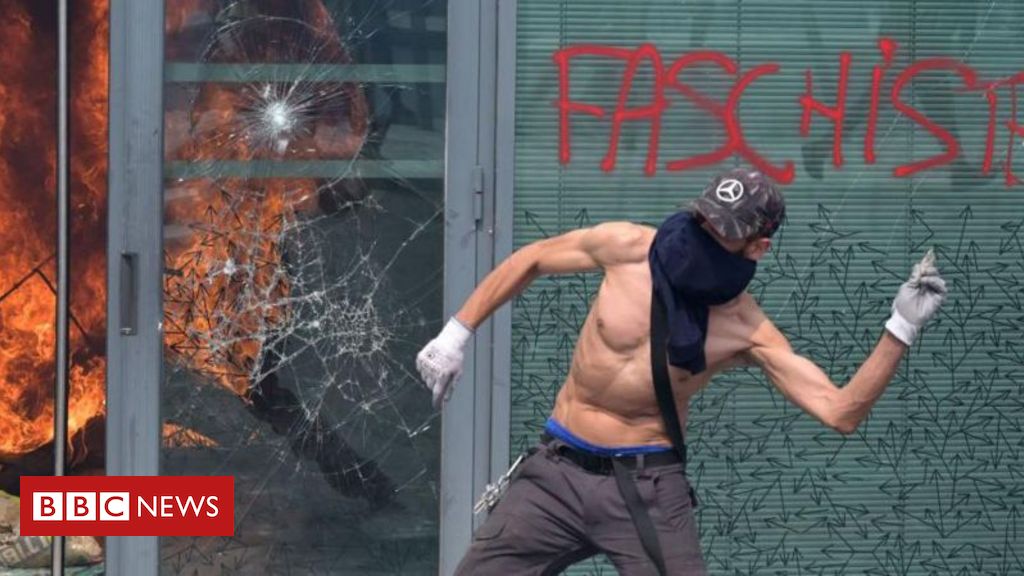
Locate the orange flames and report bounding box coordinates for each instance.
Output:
[162,422,217,449]
[0,0,108,461]
[0,0,367,464]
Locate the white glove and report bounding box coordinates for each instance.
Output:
[884,248,947,346]
[416,317,474,409]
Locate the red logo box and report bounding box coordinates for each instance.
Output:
[19,476,234,536]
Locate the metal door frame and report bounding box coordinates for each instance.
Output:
[490,0,517,500]
[106,0,490,574]
[440,0,503,572]
[105,0,163,574]
[440,0,518,572]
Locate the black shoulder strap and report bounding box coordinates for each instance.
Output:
[599,287,696,576]
[650,288,697,506]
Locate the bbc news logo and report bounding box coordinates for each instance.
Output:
[32,491,219,521]
[20,476,233,536]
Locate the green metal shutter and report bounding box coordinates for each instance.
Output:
[510,1,1024,574]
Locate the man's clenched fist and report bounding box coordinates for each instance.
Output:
[884,248,947,346]
[416,317,474,409]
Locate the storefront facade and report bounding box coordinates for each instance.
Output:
[2,1,1023,574]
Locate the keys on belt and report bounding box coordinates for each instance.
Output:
[473,453,526,515]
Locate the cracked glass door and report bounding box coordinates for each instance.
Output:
[161,1,446,573]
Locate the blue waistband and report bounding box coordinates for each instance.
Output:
[544,417,673,456]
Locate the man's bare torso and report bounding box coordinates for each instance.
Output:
[551,225,765,447]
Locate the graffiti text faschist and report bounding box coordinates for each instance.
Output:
[553,38,1024,186]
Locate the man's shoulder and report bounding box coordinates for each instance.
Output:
[714,290,760,313]
[736,294,792,349]
[715,292,773,331]
[737,292,773,324]
[585,221,655,266]
[591,220,655,241]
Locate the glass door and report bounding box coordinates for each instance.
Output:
[159,1,447,573]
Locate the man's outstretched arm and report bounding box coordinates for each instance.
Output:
[747,319,909,434]
[416,221,648,408]
[746,250,947,434]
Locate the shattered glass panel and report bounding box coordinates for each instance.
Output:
[161,1,446,573]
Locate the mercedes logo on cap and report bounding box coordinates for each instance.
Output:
[715,179,745,203]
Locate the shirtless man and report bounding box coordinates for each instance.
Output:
[416,169,946,575]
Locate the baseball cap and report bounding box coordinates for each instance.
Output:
[687,169,786,241]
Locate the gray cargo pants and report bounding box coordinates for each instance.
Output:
[454,437,708,575]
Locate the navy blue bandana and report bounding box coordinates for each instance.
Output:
[648,210,756,374]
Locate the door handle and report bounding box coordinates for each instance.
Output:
[119,251,138,336]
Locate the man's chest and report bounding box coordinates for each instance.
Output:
[591,266,755,367]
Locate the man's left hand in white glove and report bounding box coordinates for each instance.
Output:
[416,316,474,409]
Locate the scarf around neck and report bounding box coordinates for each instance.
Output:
[648,210,757,374]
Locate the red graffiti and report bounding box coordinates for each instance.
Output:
[983,86,998,175]
[557,46,794,183]
[890,58,978,177]
[553,44,668,176]
[662,51,736,173]
[865,38,898,165]
[606,44,666,175]
[801,51,851,167]
[1006,81,1024,186]
[662,52,794,182]
[553,37,1024,186]
[553,45,615,166]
